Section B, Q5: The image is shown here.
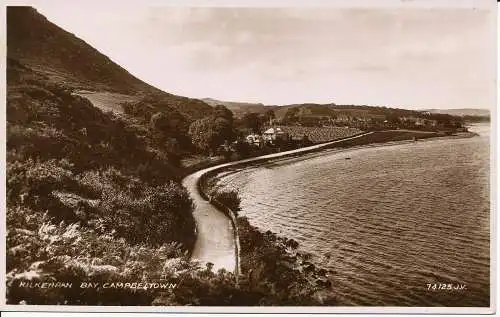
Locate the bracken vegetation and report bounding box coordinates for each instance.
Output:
[6,58,204,305]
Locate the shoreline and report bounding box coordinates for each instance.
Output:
[183,129,478,274]
[182,131,373,273]
[182,130,477,273]
[207,130,479,180]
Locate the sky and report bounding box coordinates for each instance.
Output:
[32,0,496,109]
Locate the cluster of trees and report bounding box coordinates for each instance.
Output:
[122,99,191,157]
[186,105,278,159]
[188,105,236,156]
[236,110,275,134]
[124,98,255,158]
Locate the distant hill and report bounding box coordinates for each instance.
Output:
[423,108,490,117]
[7,7,213,120]
[272,103,417,121]
[273,103,338,120]
[202,98,275,118]
[202,98,390,120]
[203,96,482,127]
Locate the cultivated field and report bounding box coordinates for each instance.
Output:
[74,90,141,114]
[278,126,363,143]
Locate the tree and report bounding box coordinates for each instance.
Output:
[264,109,275,124]
[188,117,235,155]
[150,111,190,150]
[242,113,262,134]
[212,105,234,124]
[213,117,235,144]
[150,111,188,136]
[385,113,400,124]
[283,108,299,124]
[188,105,237,155]
[189,117,216,154]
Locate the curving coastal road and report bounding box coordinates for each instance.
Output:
[182,131,373,273]
[182,169,236,271]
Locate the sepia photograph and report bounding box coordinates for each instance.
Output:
[2,0,496,314]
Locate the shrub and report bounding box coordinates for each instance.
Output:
[6,205,190,305]
[211,190,241,215]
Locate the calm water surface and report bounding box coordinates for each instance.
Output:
[216,125,490,306]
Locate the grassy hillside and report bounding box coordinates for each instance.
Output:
[202,100,426,122]
[7,7,213,121]
[7,7,159,94]
[205,99,469,131]
[273,103,424,121]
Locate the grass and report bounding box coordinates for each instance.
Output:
[74,91,141,115]
[322,130,441,149]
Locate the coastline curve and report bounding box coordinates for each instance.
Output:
[181,131,374,274]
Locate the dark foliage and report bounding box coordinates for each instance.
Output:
[188,109,237,155]
[241,112,263,134]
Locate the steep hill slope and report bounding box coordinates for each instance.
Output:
[7,6,159,94]
[7,6,213,120]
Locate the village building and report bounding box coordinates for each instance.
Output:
[415,118,438,127]
[245,133,263,147]
[262,127,289,143]
[400,116,437,127]
[333,114,352,124]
